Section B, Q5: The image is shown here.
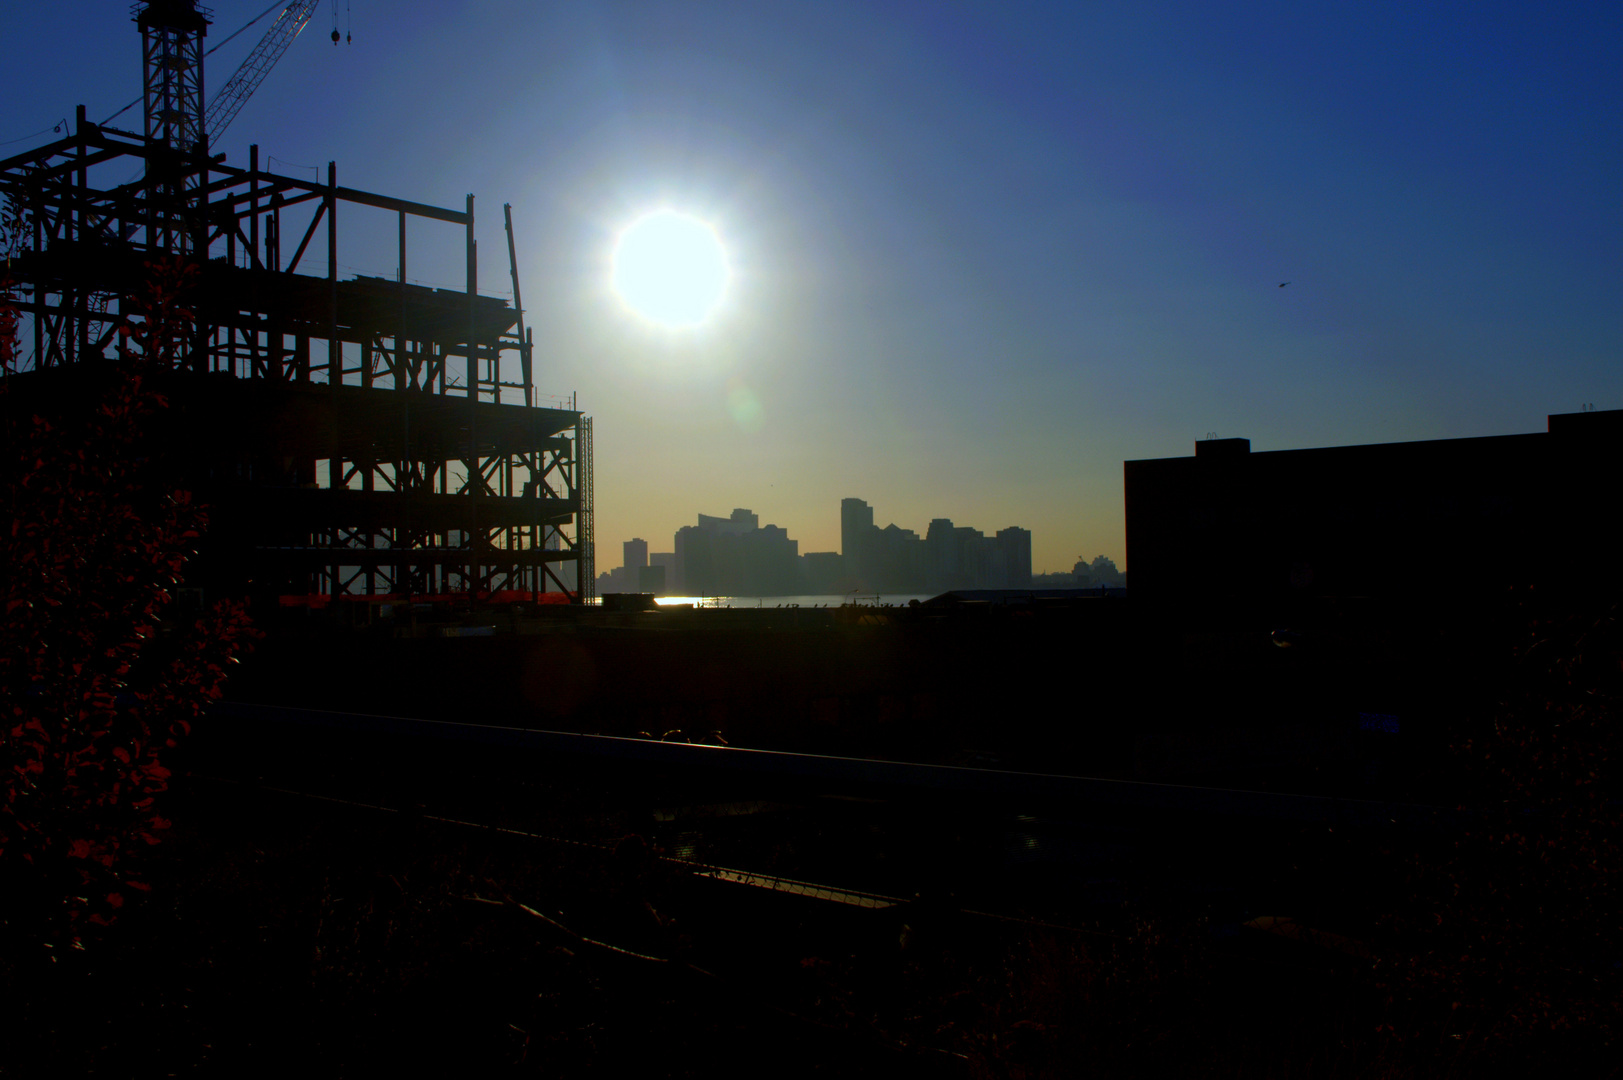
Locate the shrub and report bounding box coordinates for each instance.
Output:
[0,261,258,949]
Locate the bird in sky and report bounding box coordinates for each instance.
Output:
[1278,282,1290,287]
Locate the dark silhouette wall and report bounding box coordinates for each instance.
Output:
[1123,410,1623,613]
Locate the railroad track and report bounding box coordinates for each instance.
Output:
[185,700,1447,970]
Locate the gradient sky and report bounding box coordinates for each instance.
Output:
[4,2,1619,573]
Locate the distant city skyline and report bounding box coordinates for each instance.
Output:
[599,497,1038,596]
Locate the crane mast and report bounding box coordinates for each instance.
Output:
[137,0,210,153]
[203,0,321,145]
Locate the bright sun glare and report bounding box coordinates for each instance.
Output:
[611,210,730,328]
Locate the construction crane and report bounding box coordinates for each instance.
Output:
[203,0,323,146]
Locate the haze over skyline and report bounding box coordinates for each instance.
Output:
[3,2,1618,572]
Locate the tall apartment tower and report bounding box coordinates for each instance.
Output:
[840,498,874,580]
[996,526,1033,589]
[624,537,649,570]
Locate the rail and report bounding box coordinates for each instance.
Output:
[209,701,1463,829]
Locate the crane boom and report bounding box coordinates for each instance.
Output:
[203,0,321,145]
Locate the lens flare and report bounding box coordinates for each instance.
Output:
[725,379,764,432]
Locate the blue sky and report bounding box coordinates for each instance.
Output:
[4,2,1619,572]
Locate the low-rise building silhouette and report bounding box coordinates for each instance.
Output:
[639,563,666,594]
[801,551,844,594]
[1124,409,1623,611]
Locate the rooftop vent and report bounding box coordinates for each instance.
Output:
[1195,437,1250,458]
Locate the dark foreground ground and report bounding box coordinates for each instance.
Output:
[5,593,1620,1077]
[4,748,1618,1078]
[3,774,1384,1077]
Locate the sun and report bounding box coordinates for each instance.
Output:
[611,210,730,328]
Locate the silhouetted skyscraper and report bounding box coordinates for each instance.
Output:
[841,498,874,581]
[996,526,1033,588]
[926,518,959,589]
[624,537,648,571]
[675,509,800,596]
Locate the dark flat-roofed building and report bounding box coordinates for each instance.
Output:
[1124,409,1623,611]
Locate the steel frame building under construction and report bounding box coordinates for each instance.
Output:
[0,2,594,607]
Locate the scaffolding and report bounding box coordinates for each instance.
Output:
[0,104,591,604]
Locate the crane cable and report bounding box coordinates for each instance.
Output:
[100,0,298,127]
